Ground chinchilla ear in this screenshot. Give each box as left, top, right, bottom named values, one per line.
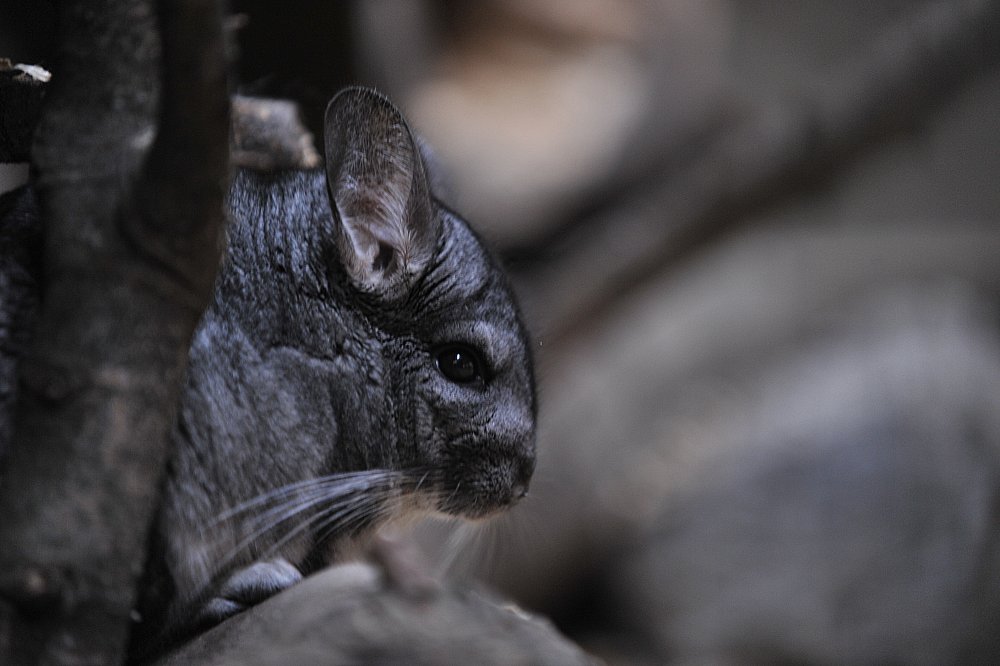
left=323, top=87, right=440, bottom=297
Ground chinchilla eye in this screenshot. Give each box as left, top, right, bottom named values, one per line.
left=435, top=345, right=485, bottom=385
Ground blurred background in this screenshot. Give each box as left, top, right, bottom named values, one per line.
left=5, top=1, right=1000, bottom=663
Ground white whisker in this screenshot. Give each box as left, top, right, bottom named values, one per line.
left=209, top=468, right=422, bottom=572
left=434, top=518, right=476, bottom=580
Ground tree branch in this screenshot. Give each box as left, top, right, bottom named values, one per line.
left=0, top=0, right=228, bottom=664
left=0, top=61, right=48, bottom=163
left=133, top=0, right=231, bottom=297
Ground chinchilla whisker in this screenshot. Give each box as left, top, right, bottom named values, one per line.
left=229, top=488, right=338, bottom=546
left=214, top=486, right=358, bottom=556
left=414, top=470, right=430, bottom=495
left=215, top=470, right=404, bottom=566
left=211, top=478, right=325, bottom=523
left=311, top=492, right=412, bottom=549
left=238, top=471, right=396, bottom=531
left=214, top=470, right=395, bottom=523
left=307, top=502, right=382, bottom=551
left=436, top=519, right=484, bottom=579
left=230, top=470, right=401, bottom=524
left=446, top=481, right=462, bottom=506
left=480, top=518, right=507, bottom=577
left=312, top=487, right=404, bottom=541
left=290, top=484, right=393, bottom=542
left=258, top=500, right=370, bottom=562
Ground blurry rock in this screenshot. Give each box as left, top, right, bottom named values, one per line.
left=358, top=0, right=732, bottom=248
left=611, top=283, right=1000, bottom=664
left=155, top=562, right=597, bottom=666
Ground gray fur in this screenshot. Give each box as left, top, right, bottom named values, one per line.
left=145, top=88, right=536, bottom=643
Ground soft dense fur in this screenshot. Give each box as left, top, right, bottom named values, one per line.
left=140, top=88, right=536, bottom=645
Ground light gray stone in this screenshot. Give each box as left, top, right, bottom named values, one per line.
left=156, top=563, right=598, bottom=666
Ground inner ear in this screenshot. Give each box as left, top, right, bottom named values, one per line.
left=373, top=242, right=393, bottom=272
left=323, top=87, right=440, bottom=295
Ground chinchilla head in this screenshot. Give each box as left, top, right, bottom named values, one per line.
left=186, top=87, right=536, bottom=555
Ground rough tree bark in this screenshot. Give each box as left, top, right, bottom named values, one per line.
left=0, top=61, right=47, bottom=164
left=0, top=0, right=229, bottom=664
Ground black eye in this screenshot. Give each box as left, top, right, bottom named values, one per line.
left=435, top=345, right=486, bottom=385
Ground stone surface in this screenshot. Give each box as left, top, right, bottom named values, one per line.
left=156, top=563, right=597, bottom=666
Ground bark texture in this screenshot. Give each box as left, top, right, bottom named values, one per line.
left=0, top=1, right=229, bottom=664
left=0, top=61, right=47, bottom=164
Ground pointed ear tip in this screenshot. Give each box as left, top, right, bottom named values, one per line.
left=325, top=86, right=399, bottom=124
